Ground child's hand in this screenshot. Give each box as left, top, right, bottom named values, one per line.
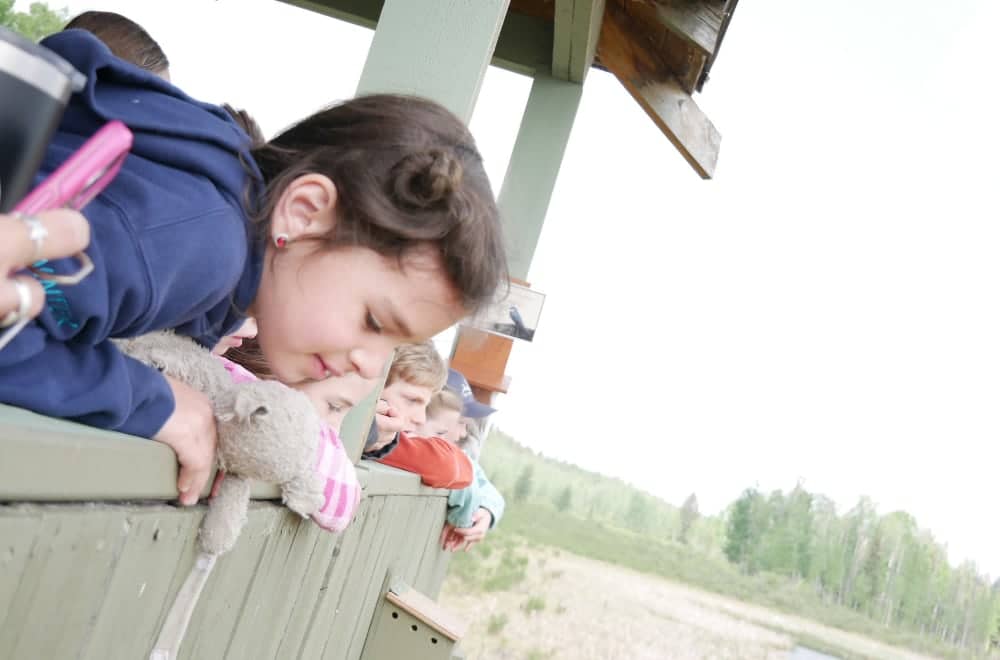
left=440, top=508, right=492, bottom=552
left=154, top=374, right=218, bottom=506
left=371, top=398, right=405, bottom=450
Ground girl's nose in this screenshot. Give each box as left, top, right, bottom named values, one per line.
left=349, top=345, right=392, bottom=380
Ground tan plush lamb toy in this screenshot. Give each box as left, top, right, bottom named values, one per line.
left=116, top=330, right=325, bottom=551
left=114, top=331, right=326, bottom=659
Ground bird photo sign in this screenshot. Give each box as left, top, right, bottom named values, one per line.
left=463, top=282, right=545, bottom=342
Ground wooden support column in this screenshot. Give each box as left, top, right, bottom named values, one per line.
left=452, top=74, right=582, bottom=412
left=500, top=73, right=583, bottom=281
left=553, top=0, right=606, bottom=83
left=356, top=0, right=512, bottom=122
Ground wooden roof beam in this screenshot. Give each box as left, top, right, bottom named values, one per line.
left=278, top=0, right=553, bottom=77
left=654, top=0, right=725, bottom=58
left=552, top=0, right=606, bottom=82
left=596, top=3, right=721, bottom=178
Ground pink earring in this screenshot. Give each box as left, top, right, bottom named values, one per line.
left=273, top=233, right=289, bottom=248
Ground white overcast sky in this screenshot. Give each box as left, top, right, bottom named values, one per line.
left=31, top=0, right=1000, bottom=577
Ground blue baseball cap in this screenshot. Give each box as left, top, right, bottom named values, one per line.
left=446, top=369, right=496, bottom=419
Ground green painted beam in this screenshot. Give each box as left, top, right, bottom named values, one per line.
left=493, top=9, right=553, bottom=76
left=553, top=0, right=606, bottom=83
left=552, top=0, right=575, bottom=79
left=356, top=0, right=512, bottom=122
left=341, top=356, right=390, bottom=463
left=498, top=74, right=583, bottom=281
left=278, top=0, right=381, bottom=28
left=570, top=0, right=606, bottom=83
left=278, top=0, right=552, bottom=78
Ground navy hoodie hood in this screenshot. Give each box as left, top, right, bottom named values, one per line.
left=0, top=30, right=265, bottom=438
left=48, top=29, right=258, bottom=204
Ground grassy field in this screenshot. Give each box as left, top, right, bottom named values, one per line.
left=467, top=432, right=997, bottom=659
left=440, top=533, right=943, bottom=659
left=440, top=498, right=993, bottom=659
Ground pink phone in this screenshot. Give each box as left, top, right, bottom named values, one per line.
left=16, top=120, right=133, bottom=217
left=0, top=121, right=133, bottom=350
left=16, top=120, right=132, bottom=286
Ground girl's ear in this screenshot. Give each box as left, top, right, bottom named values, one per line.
left=270, top=174, right=339, bottom=241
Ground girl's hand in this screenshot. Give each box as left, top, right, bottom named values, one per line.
left=0, top=209, right=90, bottom=321
left=441, top=508, right=493, bottom=552
left=154, top=374, right=218, bottom=506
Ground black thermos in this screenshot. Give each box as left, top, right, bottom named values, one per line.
left=0, top=27, right=84, bottom=212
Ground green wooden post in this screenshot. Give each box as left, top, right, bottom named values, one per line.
left=356, top=0, right=512, bottom=122
left=499, top=73, right=583, bottom=280
left=340, top=356, right=391, bottom=462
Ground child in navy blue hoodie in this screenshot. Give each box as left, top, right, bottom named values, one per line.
left=0, top=30, right=507, bottom=505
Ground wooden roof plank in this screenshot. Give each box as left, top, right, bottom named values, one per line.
left=597, top=3, right=720, bottom=178
left=655, top=1, right=721, bottom=57
left=632, top=76, right=720, bottom=178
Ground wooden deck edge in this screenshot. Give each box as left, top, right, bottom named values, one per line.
left=0, top=405, right=447, bottom=503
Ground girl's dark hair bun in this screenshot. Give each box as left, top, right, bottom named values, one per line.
left=390, top=149, right=464, bottom=210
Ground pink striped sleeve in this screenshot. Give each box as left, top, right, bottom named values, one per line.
left=215, top=356, right=260, bottom=384
left=311, top=423, right=361, bottom=533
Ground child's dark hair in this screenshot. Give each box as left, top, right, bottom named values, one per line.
left=226, top=337, right=272, bottom=379
left=222, top=104, right=266, bottom=147
left=64, top=11, right=170, bottom=75
left=251, top=94, right=507, bottom=313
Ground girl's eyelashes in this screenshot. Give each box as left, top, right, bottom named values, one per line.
left=365, top=311, right=383, bottom=334
left=327, top=401, right=343, bottom=413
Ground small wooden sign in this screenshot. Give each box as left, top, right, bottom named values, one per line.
left=463, top=282, right=545, bottom=343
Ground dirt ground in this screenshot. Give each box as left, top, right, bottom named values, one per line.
left=439, top=545, right=940, bottom=660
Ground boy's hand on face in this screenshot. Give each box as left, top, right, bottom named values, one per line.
left=370, top=398, right=406, bottom=450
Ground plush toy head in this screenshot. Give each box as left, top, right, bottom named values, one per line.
left=215, top=381, right=325, bottom=516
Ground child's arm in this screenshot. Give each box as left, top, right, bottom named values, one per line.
left=374, top=432, right=474, bottom=489
left=445, top=462, right=504, bottom=528
left=311, top=423, right=361, bottom=532
left=156, top=374, right=218, bottom=506
left=0, top=326, right=177, bottom=437
left=0, top=327, right=218, bottom=505
left=475, top=464, right=505, bottom=528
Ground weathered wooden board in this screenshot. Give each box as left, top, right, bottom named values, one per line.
left=0, top=485, right=451, bottom=660
left=655, top=0, right=724, bottom=56
left=83, top=510, right=202, bottom=660
left=598, top=3, right=721, bottom=178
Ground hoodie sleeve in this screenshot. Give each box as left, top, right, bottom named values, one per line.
left=474, top=463, right=506, bottom=528
left=447, top=461, right=505, bottom=529
left=0, top=322, right=174, bottom=437
left=375, top=433, right=474, bottom=489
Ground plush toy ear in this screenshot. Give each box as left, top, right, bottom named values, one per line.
left=233, top=389, right=270, bottom=421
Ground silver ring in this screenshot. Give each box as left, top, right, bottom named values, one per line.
left=0, top=278, right=33, bottom=328
left=13, top=213, right=49, bottom=263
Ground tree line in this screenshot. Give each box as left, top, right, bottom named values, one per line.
left=724, top=486, right=1000, bottom=653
